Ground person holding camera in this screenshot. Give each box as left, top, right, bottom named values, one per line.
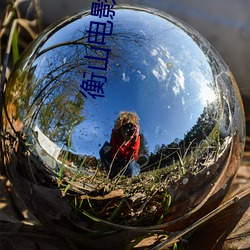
left=100, top=111, right=141, bottom=178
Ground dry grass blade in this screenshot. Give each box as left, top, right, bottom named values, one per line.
left=0, top=0, right=42, bottom=75
left=16, top=19, right=38, bottom=39
left=152, top=188, right=250, bottom=250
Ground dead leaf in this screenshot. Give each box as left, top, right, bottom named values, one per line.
left=81, top=189, right=125, bottom=201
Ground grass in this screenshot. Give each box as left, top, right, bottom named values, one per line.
left=55, top=161, right=173, bottom=227
left=50, top=117, right=227, bottom=228
left=51, top=117, right=234, bottom=231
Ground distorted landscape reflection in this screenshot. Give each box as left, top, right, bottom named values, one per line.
left=2, top=5, right=245, bottom=232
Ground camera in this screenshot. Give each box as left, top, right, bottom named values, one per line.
left=123, top=123, right=135, bottom=137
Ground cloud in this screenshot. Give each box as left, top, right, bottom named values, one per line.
left=150, top=48, right=158, bottom=56
left=122, top=72, right=130, bottom=82
left=182, top=96, right=185, bottom=105
left=137, top=70, right=146, bottom=80
left=152, top=57, right=169, bottom=82
left=172, top=69, right=185, bottom=95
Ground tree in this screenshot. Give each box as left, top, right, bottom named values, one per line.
left=38, top=92, right=85, bottom=143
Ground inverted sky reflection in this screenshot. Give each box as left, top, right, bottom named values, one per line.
left=69, top=9, right=216, bottom=156
left=30, top=8, right=218, bottom=157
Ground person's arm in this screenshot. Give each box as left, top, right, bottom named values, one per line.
left=123, top=125, right=140, bottom=159
left=110, top=130, right=122, bottom=157
left=133, top=135, right=140, bottom=159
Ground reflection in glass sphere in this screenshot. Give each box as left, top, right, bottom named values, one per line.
left=2, top=5, right=245, bottom=248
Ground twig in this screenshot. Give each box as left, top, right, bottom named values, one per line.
left=0, top=19, right=18, bottom=128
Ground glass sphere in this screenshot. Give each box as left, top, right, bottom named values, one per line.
left=2, top=5, right=245, bottom=248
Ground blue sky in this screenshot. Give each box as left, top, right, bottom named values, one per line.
left=32, top=8, right=218, bottom=158
left=69, top=10, right=217, bottom=157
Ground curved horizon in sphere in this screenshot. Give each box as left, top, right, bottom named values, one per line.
left=2, top=5, right=245, bottom=248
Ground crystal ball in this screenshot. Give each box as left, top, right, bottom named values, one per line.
left=2, top=5, right=245, bottom=248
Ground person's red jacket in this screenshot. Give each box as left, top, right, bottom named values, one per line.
left=110, top=129, right=140, bottom=161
